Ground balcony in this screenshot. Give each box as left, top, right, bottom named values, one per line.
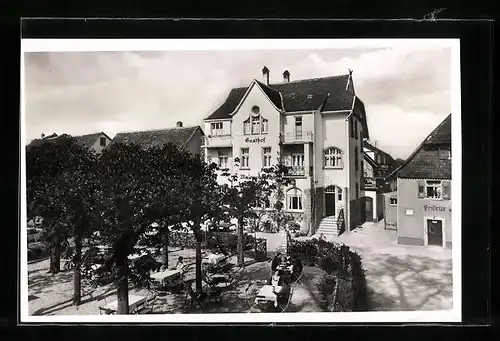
left=363, top=177, right=385, bottom=190
left=284, top=165, right=306, bottom=177
left=281, top=131, right=314, bottom=144
left=202, top=135, right=232, bottom=147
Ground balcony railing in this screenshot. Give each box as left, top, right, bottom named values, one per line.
left=284, top=165, right=305, bottom=176
left=363, top=177, right=386, bottom=190
left=281, top=131, right=314, bottom=144
left=202, top=134, right=232, bottom=147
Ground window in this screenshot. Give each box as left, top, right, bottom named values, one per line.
left=286, top=187, right=303, bottom=211
left=295, top=117, right=303, bottom=138
left=324, top=147, right=343, bottom=168
left=210, top=122, right=223, bottom=136
left=243, top=118, right=251, bottom=135
left=418, top=180, right=451, bottom=200
left=355, top=147, right=359, bottom=171
left=356, top=182, right=359, bottom=198
left=218, top=151, right=229, bottom=169
left=438, top=147, right=451, bottom=160
left=292, top=153, right=304, bottom=166
left=390, top=198, right=398, bottom=205
left=337, top=190, right=342, bottom=201
left=100, top=137, right=107, bottom=147
left=241, top=148, right=249, bottom=168
left=245, top=113, right=268, bottom=135
left=252, top=116, right=260, bottom=134
left=350, top=117, right=354, bottom=137
left=262, top=147, right=272, bottom=168
left=354, top=119, right=358, bottom=139
left=261, top=118, right=268, bottom=134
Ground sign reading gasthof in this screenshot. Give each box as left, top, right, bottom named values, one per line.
left=245, top=137, right=266, bottom=144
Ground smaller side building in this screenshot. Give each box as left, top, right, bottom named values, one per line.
left=73, top=132, right=112, bottom=155
left=111, top=121, right=204, bottom=156
left=362, top=141, right=396, bottom=222
left=386, top=114, right=452, bottom=248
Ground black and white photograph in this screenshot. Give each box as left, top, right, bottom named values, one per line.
left=20, top=39, right=461, bottom=323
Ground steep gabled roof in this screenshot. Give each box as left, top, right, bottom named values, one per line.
left=73, top=132, right=111, bottom=149
left=111, top=126, right=203, bottom=150
left=205, top=74, right=353, bottom=120
left=386, top=114, right=452, bottom=180
left=363, top=152, right=379, bottom=170
left=364, top=141, right=394, bottom=160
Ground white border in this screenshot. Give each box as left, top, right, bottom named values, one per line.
left=20, top=39, right=461, bottom=324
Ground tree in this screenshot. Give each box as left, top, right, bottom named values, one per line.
left=220, top=169, right=276, bottom=267
left=26, top=134, right=98, bottom=282
left=175, top=157, right=223, bottom=293
left=89, top=142, right=162, bottom=314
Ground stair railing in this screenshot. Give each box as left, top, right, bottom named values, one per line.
left=337, top=209, right=345, bottom=235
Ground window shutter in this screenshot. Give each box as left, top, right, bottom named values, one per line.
left=442, top=180, right=451, bottom=200
left=417, top=180, right=425, bottom=198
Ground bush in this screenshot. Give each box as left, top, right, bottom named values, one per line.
left=290, top=238, right=368, bottom=311
left=317, top=273, right=336, bottom=310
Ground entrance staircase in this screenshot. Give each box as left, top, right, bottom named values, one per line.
left=316, top=216, right=340, bottom=237
left=315, top=209, right=346, bottom=238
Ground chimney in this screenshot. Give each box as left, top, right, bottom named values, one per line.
left=283, top=70, right=290, bottom=83
left=262, top=66, right=270, bottom=85
left=41, top=133, right=45, bottom=138
left=374, top=140, right=378, bottom=148
left=176, top=121, right=183, bottom=128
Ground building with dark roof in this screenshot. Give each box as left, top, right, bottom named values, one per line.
left=203, top=67, right=369, bottom=236
left=111, top=121, right=204, bottom=156
left=27, top=132, right=111, bottom=155
left=73, top=132, right=112, bottom=155
left=386, top=114, right=452, bottom=248
left=362, top=141, right=397, bottom=223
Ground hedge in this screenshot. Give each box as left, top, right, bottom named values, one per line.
left=289, top=238, right=368, bottom=311
left=168, top=231, right=264, bottom=255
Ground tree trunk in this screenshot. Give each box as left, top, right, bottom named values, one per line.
left=237, top=217, right=245, bottom=267
left=73, top=235, right=82, bottom=305
left=49, top=235, right=61, bottom=274
left=117, top=257, right=129, bottom=315
left=161, top=230, right=169, bottom=268
left=195, top=239, right=202, bottom=294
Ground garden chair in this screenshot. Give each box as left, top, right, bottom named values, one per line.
left=132, top=291, right=158, bottom=314
left=292, top=270, right=305, bottom=286
left=202, top=270, right=233, bottom=290
left=183, top=281, right=221, bottom=313
left=278, top=287, right=294, bottom=313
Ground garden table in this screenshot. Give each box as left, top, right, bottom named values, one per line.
left=202, top=253, right=226, bottom=265
left=101, top=295, right=147, bottom=314
left=255, top=285, right=282, bottom=304
left=150, top=269, right=181, bottom=283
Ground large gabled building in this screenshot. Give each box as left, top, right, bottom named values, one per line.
left=386, top=114, right=452, bottom=248
left=203, top=67, right=369, bottom=236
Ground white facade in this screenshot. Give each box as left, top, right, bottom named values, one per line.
left=203, top=79, right=367, bottom=235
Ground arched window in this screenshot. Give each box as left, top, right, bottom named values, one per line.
left=286, top=187, right=303, bottom=211
left=324, top=147, right=343, bottom=168
left=244, top=109, right=268, bottom=135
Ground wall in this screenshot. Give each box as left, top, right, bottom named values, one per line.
left=90, top=134, right=111, bottom=155
left=283, top=112, right=314, bottom=139
left=204, top=120, right=232, bottom=137
left=384, top=191, right=397, bottom=229
left=315, top=113, right=348, bottom=189
left=185, top=128, right=204, bottom=156
left=397, top=178, right=452, bottom=248
left=232, top=82, right=281, bottom=178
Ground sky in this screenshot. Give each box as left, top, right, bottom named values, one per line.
left=24, top=46, right=452, bottom=159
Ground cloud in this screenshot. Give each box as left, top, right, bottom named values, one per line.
left=24, top=47, right=452, bottom=159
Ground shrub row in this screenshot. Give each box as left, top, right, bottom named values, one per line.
left=289, top=238, right=368, bottom=312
